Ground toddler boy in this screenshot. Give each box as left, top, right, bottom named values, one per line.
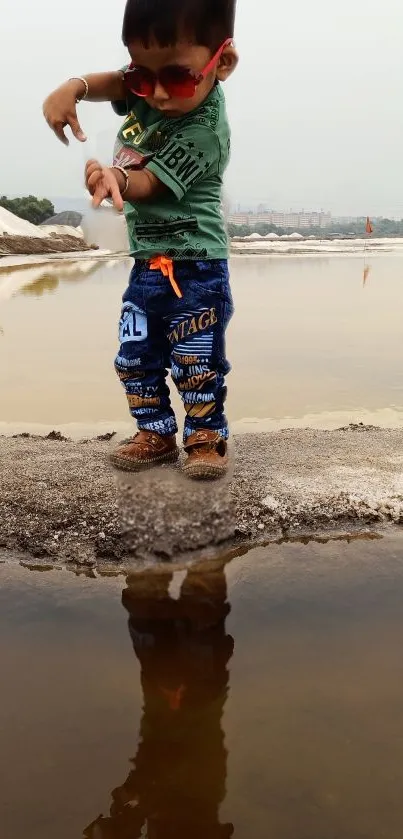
left=43, top=0, right=238, bottom=479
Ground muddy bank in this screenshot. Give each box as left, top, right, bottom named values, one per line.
left=0, top=234, right=94, bottom=256
left=1, top=426, right=402, bottom=570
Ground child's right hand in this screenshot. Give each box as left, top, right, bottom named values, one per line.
left=43, top=80, right=87, bottom=145
left=85, top=160, right=124, bottom=212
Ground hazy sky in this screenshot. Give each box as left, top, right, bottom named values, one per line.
left=2, top=0, right=403, bottom=216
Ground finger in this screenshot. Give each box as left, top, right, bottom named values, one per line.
left=107, top=172, right=124, bottom=212
left=68, top=113, right=87, bottom=142
left=85, top=160, right=102, bottom=178
left=87, top=170, right=104, bottom=192
left=52, top=121, right=69, bottom=146
left=92, top=184, right=108, bottom=209
left=85, top=181, right=96, bottom=197
left=85, top=161, right=101, bottom=188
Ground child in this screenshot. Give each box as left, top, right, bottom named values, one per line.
left=43, top=0, right=238, bottom=480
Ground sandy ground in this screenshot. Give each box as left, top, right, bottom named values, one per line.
left=0, top=234, right=95, bottom=256
left=1, top=425, right=402, bottom=571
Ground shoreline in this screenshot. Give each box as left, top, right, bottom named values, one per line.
left=1, top=427, right=402, bottom=572
left=0, top=250, right=129, bottom=271
left=1, top=407, right=403, bottom=440
left=2, top=237, right=403, bottom=271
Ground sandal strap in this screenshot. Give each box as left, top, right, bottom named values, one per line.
left=122, top=431, right=174, bottom=453
left=184, top=430, right=222, bottom=451
left=137, top=432, right=169, bottom=451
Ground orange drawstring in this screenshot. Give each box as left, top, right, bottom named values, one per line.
left=149, top=256, right=183, bottom=298
left=160, top=684, right=186, bottom=711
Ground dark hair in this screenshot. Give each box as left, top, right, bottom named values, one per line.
left=122, top=0, right=236, bottom=50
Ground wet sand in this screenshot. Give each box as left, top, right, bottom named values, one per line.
left=1, top=425, right=402, bottom=569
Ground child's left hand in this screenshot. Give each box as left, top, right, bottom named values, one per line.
left=85, top=159, right=124, bottom=211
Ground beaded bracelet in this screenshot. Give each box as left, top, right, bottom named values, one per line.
left=69, top=77, right=89, bottom=103
left=111, top=166, right=130, bottom=197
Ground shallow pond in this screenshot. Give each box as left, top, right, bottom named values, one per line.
left=2, top=532, right=403, bottom=838
left=1, top=252, right=403, bottom=436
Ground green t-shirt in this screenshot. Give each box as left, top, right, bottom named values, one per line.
left=112, top=84, right=230, bottom=259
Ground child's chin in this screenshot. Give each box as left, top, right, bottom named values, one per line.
left=149, top=106, right=184, bottom=118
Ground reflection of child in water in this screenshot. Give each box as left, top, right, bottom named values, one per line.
left=83, top=567, right=234, bottom=839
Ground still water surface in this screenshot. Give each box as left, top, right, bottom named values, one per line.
left=1, top=252, right=403, bottom=436
left=2, top=533, right=403, bottom=838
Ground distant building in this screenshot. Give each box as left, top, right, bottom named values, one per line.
left=228, top=209, right=332, bottom=229
left=228, top=212, right=250, bottom=225
left=333, top=216, right=364, bottom=225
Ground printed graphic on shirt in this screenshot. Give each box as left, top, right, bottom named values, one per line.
left=115, top=111, right=215, bottom=193
left=152, top=134, right=210, bottom=191
left=113, top=141, right=155, bottom=170
left=134, top=215, right=198, bottom=239
left=121, top=112, right=167, bottom=149
left=111, top=85, right=230, bottom=259
left=113, top=113, right=164, bottom=170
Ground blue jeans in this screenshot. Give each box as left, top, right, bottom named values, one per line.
left=115, top=259, right=234, bottom=440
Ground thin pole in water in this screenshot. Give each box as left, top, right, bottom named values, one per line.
left=363, top=216, right=373, bottom=286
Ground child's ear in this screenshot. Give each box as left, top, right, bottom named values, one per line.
left=216, top=46, right=239, bottom=82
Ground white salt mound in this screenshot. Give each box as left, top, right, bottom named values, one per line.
left=41, top=224, right=84, bottom=239
left=0, top=207, right=84, bottom=240
left=0, top=206, right=48, bottom=238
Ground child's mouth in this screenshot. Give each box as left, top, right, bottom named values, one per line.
left=152, top=104, right=182, bottom=117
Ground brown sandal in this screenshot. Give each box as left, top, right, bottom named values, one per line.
left=109, top=431, right=179, bottom=472
left=183, top=430, right=228, bottom=480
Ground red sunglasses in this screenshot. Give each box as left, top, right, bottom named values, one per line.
left=123, top=38, right=233, bottom=100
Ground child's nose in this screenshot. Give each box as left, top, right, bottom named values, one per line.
left=153, top=79, right=170, bottom=101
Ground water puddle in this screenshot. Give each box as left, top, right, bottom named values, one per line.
left=2, top=532, right=403, bottom=837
